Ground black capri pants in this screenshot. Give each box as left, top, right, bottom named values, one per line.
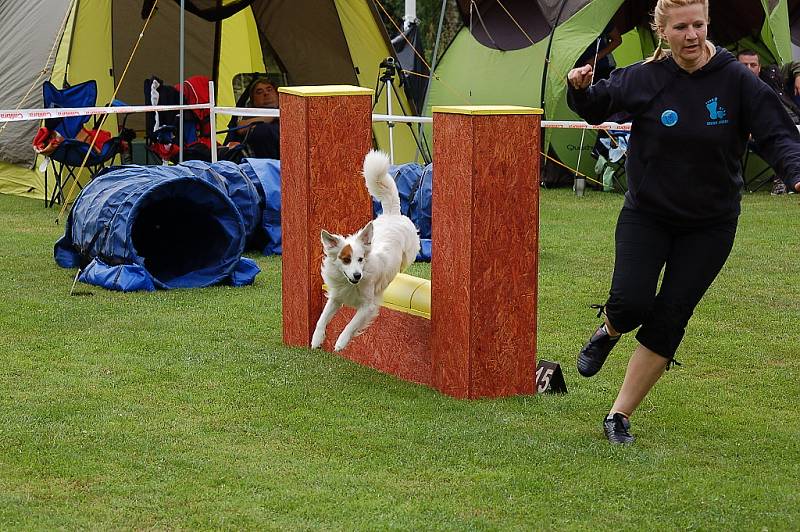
left=604, top=207, right=738, bottom=359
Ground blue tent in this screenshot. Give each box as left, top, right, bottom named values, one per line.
left=55, top=164, right=260, bottom=291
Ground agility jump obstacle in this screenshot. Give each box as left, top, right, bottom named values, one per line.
left=279, top=85, right=541, bottom=399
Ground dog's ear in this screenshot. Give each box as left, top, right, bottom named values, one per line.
left=358, top=222, right=373, bottom=247
left=321, top=230, right=342, bottom=252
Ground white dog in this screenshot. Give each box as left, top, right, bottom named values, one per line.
left=311, top=150, right=420, bottom=352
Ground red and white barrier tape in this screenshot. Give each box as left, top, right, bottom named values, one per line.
left=0, top=104, right=631, bottom=131
left=0, top=103, right=209, bottom=123
left=542, top=120, right=631, bottom=131
left=372, top=115, right=631, bottom=131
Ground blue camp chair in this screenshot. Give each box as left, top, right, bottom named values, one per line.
left=144, top=75, right=215, bottom=164
left=41, top=80, right=125, bottom=207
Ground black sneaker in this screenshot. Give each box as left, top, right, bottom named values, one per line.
left=603, top=413, right=635, bottom=445
left=577, top=325, right=621, bottom=377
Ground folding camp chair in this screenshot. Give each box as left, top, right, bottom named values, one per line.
left=592, top=128, right=629, bottom=192
left=144, top=75, right=214, bottom=164
left=37, top=80, right=126, bottom=207
left=741, top=141, right=776, bottom=192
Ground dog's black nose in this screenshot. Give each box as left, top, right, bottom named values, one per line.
left=353, top=272, right=362, bottom=281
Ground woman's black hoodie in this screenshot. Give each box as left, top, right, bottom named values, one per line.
left=568, top=46, right=800, bottom=225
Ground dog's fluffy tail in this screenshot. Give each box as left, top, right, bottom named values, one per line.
left=363, top=150, right=401, bottom=216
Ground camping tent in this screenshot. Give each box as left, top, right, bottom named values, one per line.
left=424, top=0, right=794, bottom=179
left=0, top=0, right=423, bottom=202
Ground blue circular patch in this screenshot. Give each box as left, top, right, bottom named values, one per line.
left=661, top=109, right=678, bottom=127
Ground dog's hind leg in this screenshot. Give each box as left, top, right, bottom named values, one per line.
left=334, top=303, right=379, bottom=352
left=311, top=298, right=341, bottom=349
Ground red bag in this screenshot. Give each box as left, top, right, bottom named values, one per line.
left=150, top=142, right=180, bottom=161
left=76, top=128, right=112, bottom=152
left=32, top=127, right=64, bottom=155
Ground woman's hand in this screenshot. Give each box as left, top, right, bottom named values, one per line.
left=568, top=65, right=594, bottom=90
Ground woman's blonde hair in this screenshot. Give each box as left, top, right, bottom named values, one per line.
left=645, top=0, right=712, bottom=63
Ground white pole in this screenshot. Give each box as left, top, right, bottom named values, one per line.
left=386, top=80, right=395, bottom=164
left=404, top=0, right=417, bottom=31
left=209, top=80, right=217, bottom=163
left=179, top=0, right=185, bottom=163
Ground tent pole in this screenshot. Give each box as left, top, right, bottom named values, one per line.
left=540, top=0, right=570, bottom=111
left=179, top=0, right=185, bottom=163
left=386, top=77, right=395, bottom=164
left=209, top=80, right=217, bottom=163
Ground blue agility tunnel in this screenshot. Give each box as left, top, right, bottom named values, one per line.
left=239, top=158, right=282, bottom=255
left=55, top=164, right=259, bottom=291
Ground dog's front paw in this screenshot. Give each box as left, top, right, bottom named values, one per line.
left=311, top=328, right=326, bottom=349
left=333, top=333, right=351, bottom=352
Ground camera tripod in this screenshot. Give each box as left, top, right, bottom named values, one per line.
left=373, top=57, right=432, bottom=165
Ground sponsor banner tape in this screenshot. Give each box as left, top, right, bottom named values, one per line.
left=0, top=103, right=210, bottom=123
left=1, top=104, right=631, bottom=131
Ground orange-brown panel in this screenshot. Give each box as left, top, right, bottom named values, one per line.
left=281, top=94, right=311, bottom=346
left=430, top=111, right=541, bottom=398
left=280, top=93, right=373, bottom=347
left=323, top=307, right=432, bottom=386
left=469, top=114, right=539, bottom=398
left=430, top=112, right=474, bottom=399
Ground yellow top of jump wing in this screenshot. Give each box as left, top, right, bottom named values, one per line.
left=278, top=85, right=374, bottom=97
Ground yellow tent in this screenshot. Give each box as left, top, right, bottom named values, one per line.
left=0, top=0, right=423, bottom=202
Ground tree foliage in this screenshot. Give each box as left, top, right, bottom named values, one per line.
left=374, top=0, right=463, bottom=65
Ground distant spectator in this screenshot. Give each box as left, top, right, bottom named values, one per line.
left=224, top=77, right=280, bottom=160
left=737, top=49, right=800, bottom=101
left=738, top=51, right=800, bottom=195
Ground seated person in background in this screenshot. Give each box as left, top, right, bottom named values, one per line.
left=761, top=64, right=800, bottom=123
left=760, top=64, right=800, bottom=195
left=224, top=77, right=280, bottom=160
left=738, top=50, right=800, bottom=195
left=737, top=49, right=800, bottom=101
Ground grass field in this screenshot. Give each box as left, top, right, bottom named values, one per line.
left=0, top=190, right=798, bottom=530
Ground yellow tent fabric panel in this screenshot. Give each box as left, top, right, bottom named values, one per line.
left=0, top=162, right=45, bottom=200
left=56, top=0, right=117, bottom=202
left=334, top=1, right=422, bottom=164
left=66, top=0, right=118, bottom=133
left=51, top=0, right=77, bottom=90
left=217, top=7, right=267, bottom=141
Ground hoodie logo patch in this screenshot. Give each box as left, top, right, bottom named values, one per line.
left=661, top=109, right=678, bottom=127
left=705, top=97, right=729, bottom=125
